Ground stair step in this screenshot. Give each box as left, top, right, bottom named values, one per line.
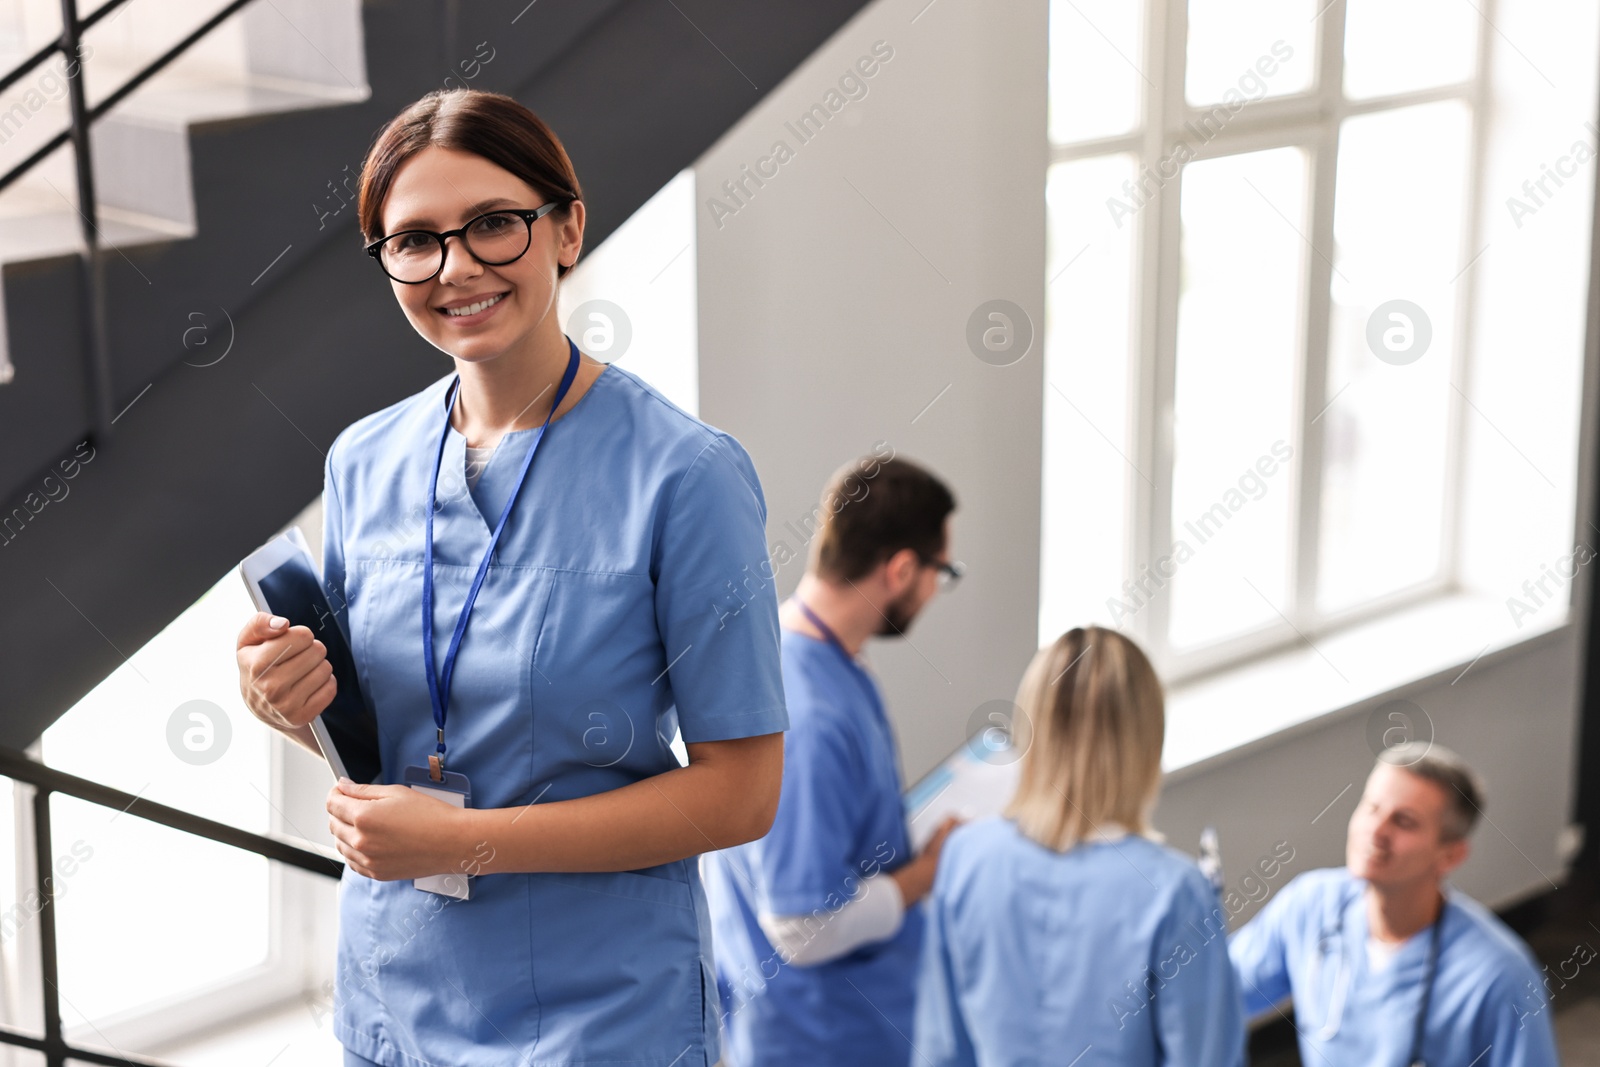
left=99, top=73, right=367, bottom=127
left=3, top=199, right=183, bottom=254
left=0, top=37, right=368, bottom=232
left=0, top=204, right=186, bottom=263
left=0, top=58, right=366, bottom=273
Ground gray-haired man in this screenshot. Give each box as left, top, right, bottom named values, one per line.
left=1229, top=743, right=1559, bottom=1066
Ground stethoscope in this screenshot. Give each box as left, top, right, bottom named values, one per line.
left=1311, top=885, right=1444, bottom=1067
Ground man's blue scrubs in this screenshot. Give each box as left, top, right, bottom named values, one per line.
left=705, top=628, right=921, bottom=1067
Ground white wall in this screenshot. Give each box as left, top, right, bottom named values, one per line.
left=559, top=169, right=699, bottom=414
left=694, top=0, right=1591, bottom=916
left=695, top=0, right=1049, bottom=782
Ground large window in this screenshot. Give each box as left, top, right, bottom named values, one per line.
left=1042, top=0, right=1599, bottom=682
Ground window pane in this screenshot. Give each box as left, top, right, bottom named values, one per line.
left=1319, top=102, right=1468, bottom=613
left=41, top=567, right=276, bottom=1020
left=1168, top=147, right=1306, bottom=651
left=1041, top=155, right=1136, bottom=642
left=559, top=169, right=697, bottom=414
left=55, top=797, right=270, bottom=1029
left=1344, top=0, right=1477, bottom=99
left=41, top=570, right=273, bottom=827
left=1049, top=0, right=1144, bottom=144
left=0, top=779, right=29, bottom=1035
left=1185, top=0, right=1314, bottom=107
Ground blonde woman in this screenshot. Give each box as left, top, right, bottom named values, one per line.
left=913, top=627, right=1245, bottom=1066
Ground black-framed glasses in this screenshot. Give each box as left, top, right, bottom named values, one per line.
left=364, top=199, right=573, bottom=284
left=922, top=557, right=965, bottom=591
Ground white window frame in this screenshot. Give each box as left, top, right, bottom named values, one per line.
left=1049, top=0, right=1494, bottom=683
left=0, top=734, right=333, bottom=1056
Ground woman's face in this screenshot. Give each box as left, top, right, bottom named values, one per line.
left=377, top=144, right=584, bottom=365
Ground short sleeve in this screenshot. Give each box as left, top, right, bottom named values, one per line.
left=753, top=718, right=871, bottom=916
left=1153, top=871, right=1246, bottom=1067
left=653, top=434, right=788, bottom=743
left=1227, top=873, right=1301, bottom=1018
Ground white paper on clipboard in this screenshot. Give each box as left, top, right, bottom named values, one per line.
left=903, top=736, right=1023, bottom=852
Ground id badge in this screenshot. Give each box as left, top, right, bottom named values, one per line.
left=402, top=765, right=473, bottom=900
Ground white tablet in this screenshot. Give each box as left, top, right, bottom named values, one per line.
left=239, top=527, right=382, bottom=784
left=902, top=733, right=1022, bottom=851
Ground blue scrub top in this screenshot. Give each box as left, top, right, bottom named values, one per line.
left=913, top=816, right=1246, bottom=1067
left=704, top=629, right=922, bottom=1067
left=321, top=359, right=789, bottom=1067
left=1229, top=867, right=1559, bottom=1066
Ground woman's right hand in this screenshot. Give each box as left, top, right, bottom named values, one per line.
left=236, top=612, right=337, bottom=732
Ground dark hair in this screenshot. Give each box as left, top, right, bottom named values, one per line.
left=357, top=89, right=583, bottom=278
left=811, top=455, right=956, bottom=583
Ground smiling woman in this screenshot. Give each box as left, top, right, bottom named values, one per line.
left=351, top=95, right=598, bottom=448
left=232, top=89, right=788, bottom=1067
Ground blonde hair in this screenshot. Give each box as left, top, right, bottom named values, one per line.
left=1003, top=627, right=1166, bottom=852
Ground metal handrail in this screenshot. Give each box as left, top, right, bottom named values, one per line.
left=0, top=744, right=342, bottom=1067
left=0, top=0, right=257, bottom=197
left=0, top=0, right=128, bottom=97
left=0, top=747, right=343, bottom=876
left=0, top=0, right=258, bottom=439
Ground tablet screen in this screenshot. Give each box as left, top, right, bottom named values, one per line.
left=902, top=734, right=1022, bottom=851
left=257, top=556, right=382, bottom=785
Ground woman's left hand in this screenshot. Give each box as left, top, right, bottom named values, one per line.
left=326, top=778, right=477, bottom=881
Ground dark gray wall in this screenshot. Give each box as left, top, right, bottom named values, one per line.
left=0, top=0, right=871, bottom=749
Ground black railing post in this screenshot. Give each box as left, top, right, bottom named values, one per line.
left=31, top=785, right=64, bottom=1067
left=57, top=0, right=115, bottom=441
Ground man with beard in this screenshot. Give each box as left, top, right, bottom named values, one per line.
left=1229, top=743, right=1558, bottom=1066
left=705, top=454, right=963, bottom=1067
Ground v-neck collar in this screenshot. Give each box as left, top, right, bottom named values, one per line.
left=1344, top=882, right=1452, bottom=986
left=435, top=362, right=611, bottom=535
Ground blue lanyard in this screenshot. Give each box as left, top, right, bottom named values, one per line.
left=793, top=598, right=890, bottom=723
left=422, top=338, right=580, bottom=774
left=794, top=599, right=852, bottom=661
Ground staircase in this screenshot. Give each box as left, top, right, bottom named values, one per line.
left=0, top=0, right=873, bottom=749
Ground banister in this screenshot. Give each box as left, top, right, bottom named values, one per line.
left=0, top=742, right=340, bottom=1067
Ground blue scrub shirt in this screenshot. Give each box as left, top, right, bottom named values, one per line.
left=704, top=630, right=922, bottom=1067
left=321, top=361, right=789, bottom=1067
left=913, top=816, right=1246, bottom=1067
left=1229, top=867, right=1559, bottom=1066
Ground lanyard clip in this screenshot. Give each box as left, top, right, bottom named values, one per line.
left=429, top=728, right=446, bottom=781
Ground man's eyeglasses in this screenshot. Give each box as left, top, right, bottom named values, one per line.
left=922, top=557, right=965, bottom=591
left=364, top=199, right=574, bottom=284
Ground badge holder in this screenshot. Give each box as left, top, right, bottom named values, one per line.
left=402, top=763, right=473, bottom=900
